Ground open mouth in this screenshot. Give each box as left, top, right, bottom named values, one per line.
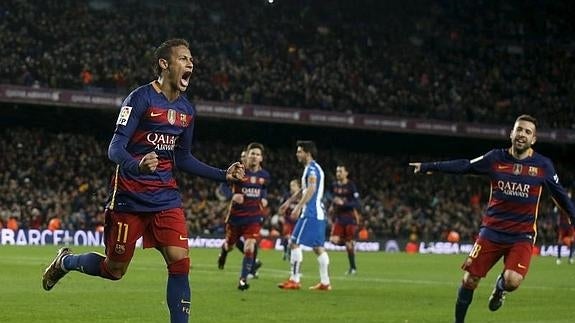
left=515, top=138, right=526, bottom=145
left=180, top=71, right=192, bottom=87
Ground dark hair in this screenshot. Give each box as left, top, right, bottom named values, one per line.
left=153, top=38, right=190, bottom=77
left=296, top=140, right=317, bottom=158
left=246, top=142, right=265, bottom=155
left=515, top=114, right=537, bottom=128
left=335, top=161, right=347, bottom=169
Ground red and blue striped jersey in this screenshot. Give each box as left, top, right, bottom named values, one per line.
left=107, top=82, right=226, bottom=212
left=227, top=168, right=270, bottom=225
left=329, top=180, right=361, bottom=225
left=421, top=148, right=575, bottom=243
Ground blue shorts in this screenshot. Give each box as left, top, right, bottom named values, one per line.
left=291, top=217, right=326, bottom=248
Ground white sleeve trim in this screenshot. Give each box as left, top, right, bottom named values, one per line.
left=470, top=155, right=484, bottom=164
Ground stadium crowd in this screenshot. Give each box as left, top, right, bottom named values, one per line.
left=1, top=127, right=571, bottom=245
left=1, top=0, right=574, bottom=128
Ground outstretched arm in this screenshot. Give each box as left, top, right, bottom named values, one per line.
left=410, top=151, right=494, bottom=175
left=175, top=122, right=244, bottom=182
left=410, top=159, right=473, bottom=174
left=409, top=162, right=423, bottom=174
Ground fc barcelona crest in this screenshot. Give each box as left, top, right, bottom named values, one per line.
left=167, top=109, right=177, bottom=125
left=250, top=176, right=257, bottom=184
left=115, top=244, right=126, bottom=255
left=528, top=166, right=538, bottom=176
left=513, top=164, right=523, bottom=175
left=180, top=113, right=188, bottom=127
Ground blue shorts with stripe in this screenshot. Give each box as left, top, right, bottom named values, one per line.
left=290, top=217, right=326, bottom=248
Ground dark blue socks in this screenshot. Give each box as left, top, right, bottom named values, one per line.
left=62, top=252, right=105, bottom=276
left=455, top=285, right=474, bottom=323
left=167, top=274, right=191, bottom=323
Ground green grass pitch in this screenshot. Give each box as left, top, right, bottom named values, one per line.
left=1, top=245, right=574, bottom=323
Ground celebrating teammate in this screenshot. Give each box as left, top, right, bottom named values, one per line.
left=410, top=114, right=575, bottom=323
left=328, top=164, right=361, bottom=275
left=218, top=142, right=270, bottom=290
left=217, top=149, right=263, bottom=278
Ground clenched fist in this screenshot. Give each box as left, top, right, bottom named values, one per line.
left=139, top=151, right=159, bottom=174
left=226, top=162, right=245, bottom=181
left=232, top=193, right=244, bottom=204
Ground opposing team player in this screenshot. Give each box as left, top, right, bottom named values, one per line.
left=278, top=140, right=331, bottom=291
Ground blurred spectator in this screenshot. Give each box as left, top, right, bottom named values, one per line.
left=358, top=226, right=370, bottom=241
left=80, top=66, right=94, bottom=91
left=7, top=215, right=19, bottom=231
left=47, top=216, right=62, bottom=231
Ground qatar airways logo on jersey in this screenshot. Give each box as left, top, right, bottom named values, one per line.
left=241, top=187, right=261, bottom=198
left=146, top=133, right=177, bottom=151
left=496, top=180, right=530, bottom=198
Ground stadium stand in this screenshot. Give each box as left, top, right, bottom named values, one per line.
left=0, top=0, right=574, bottom=127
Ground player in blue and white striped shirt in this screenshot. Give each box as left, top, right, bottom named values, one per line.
left=278, top=140, right=331, bottom=291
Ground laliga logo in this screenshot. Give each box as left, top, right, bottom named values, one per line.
left=146, top=133, right=177, bottom=150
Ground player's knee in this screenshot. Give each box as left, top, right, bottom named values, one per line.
left=462, top=275, right=480, bottom=290
left=313, top=247, right=326, bottom=256
left=504, top=272, right=523, bottom=291
left=461, top=280, right=478, bottom=290
left=107, top=272, right=124, bottom=281
left=100, top=261, right=125, bottom=281
left=330, top=236, right=341, bottom=245
left=168, top=257, right=190, bottom=275
left=243, top=238, right=257, bottom=251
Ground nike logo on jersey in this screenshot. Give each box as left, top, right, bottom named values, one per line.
left=179, top=235, right=188, bottom=241
left=150, top=112, right=163, bottom=117
left=517, top=263, right=526, bottom=269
